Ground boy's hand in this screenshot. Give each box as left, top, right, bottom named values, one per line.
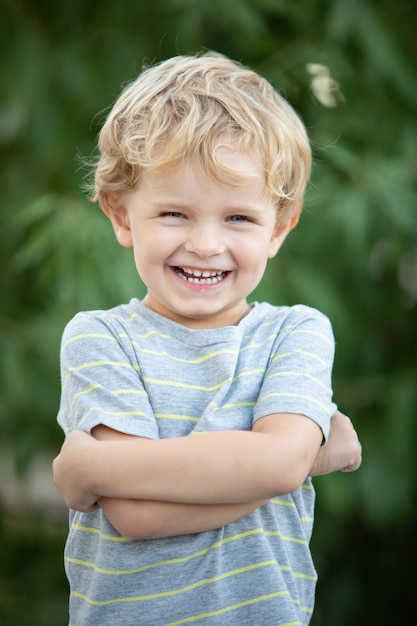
left=53, top=430, right=101, bottom=512
left=309, top=411, right=362, bottom=477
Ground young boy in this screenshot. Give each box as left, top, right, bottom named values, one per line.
left=53, top=52, right=361, bottom=625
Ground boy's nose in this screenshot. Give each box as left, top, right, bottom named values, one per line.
left=184, top=223, right=226, bottom=258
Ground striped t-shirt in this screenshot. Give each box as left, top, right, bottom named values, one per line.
left=57, top=298, right=336, bottom=626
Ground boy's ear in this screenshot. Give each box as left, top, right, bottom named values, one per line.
left=267, top=212, right=300, bottom=259
left=102, top=193, right=133, bottom=248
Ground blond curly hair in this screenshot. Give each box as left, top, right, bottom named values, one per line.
left=90, top=52, right=311, bottom=224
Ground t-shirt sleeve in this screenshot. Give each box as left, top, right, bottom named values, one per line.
left=252, top=306, right=337, bottom=440
left=57, top=312, right=159, bottom=439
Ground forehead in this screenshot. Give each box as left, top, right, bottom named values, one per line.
left=214, top=144, right=263, bottom=172
left=141, top=143, right=267, bottom=193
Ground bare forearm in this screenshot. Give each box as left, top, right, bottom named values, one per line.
left=53, top=414, right=322, bottom=511
left=88, top=415, right=321, bottom=504
left=53, top=411, right=361, bottom=514
left=101, top=497, right=267, bottom=539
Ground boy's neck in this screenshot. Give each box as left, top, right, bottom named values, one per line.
left=142, top=296, right=252, bottom=329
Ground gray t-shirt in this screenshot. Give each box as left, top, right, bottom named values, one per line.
left=58, top=299, right=336, bottom=626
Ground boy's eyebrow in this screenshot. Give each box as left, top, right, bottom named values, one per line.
left=151, top=200, right=191, bottom=210
left=151, top=200, right=267, bottom=213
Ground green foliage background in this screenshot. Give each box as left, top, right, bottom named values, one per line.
left=1, top=0, right=416, bottom=623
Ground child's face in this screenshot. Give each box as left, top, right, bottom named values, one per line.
left=107, top=146, right=295, bottom=329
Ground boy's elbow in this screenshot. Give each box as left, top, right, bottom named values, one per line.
left=267, top=448, right=315, bottom=495
left=101, top=499, right=159, bottom=540
left=269, top=470, right=307, bottom=496
left=253, top=413, right=323, bottom=495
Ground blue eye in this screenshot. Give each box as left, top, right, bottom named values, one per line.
left=229, top=215, right=248, bottom=222
left=162, top=211, right=184, bottom=218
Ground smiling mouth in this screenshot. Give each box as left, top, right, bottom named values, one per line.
left=174, top=266, right=228, bottom=284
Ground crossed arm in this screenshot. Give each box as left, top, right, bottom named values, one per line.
left=53, top=410, right=361, bottom=539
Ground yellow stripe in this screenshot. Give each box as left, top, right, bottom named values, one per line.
left=258, top=391, right=331, bottom=414
left=68, top=526, right=311, bottom=576
left=71, top=523, right=132, bottom=542
left=155, top=413, right=199, bottom=422
left=301, top=482, right=314, bottom=490
left=62, top=361, right=140, bottom=392
left=256, top=316, right=287, bottom=329
left=117, top=329, right=171, bottom=339
left=266, top=370, right=328, bottom=390
left=69, top=528, right=265, bottom=571
left=272, top=348, right=330, bottom=367
left=70, top=560, right=276, bottom=606
left=68, top=384, right=100, bottom=419
left=66, top=556, right=141, bottom=575
left=99, top=312, right=141, bottom=325
left=70, top=360, right=140, bottom=372
left=269, top=498, right=314, bottom=523
left=270, top=350, right=289, bottom=360
left=294, top=571, right=317, bottom=581
left=67, top=387, right=148, bottom=425
left=62, top=333, right=117, bottom=349
left=139, top=348, right=238, bottom=364
left=112, top=389, right=147, bottom=396
left=78, top=407, right=146, bottom=423
left=142, top=377, right=229, bottom=392
left=270, top=498, right=296, bottom=508
left=165, top=592, right=294, bottom=625
left=265, top=530, right=308, bottom=546
left=232, top=368, right=266, bottom=381
left=289, top=328, right=333, bottom=346
left=102, top=312, right=171, bottom=337
left=293, top=304, right=323, bottom=316
left=118, top=313, right=139, bottom=323
left=211, top=401, right=256, bottom=410
left=67, top=555, right=287, bottom=580
left=118, top=336, right=139, bottom=348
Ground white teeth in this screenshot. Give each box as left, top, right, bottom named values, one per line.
left=186, top=275, right=221, bottom=284
left=181, top=267, right=223, bottom=278
left=176, top=266, right=226, bottom=284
